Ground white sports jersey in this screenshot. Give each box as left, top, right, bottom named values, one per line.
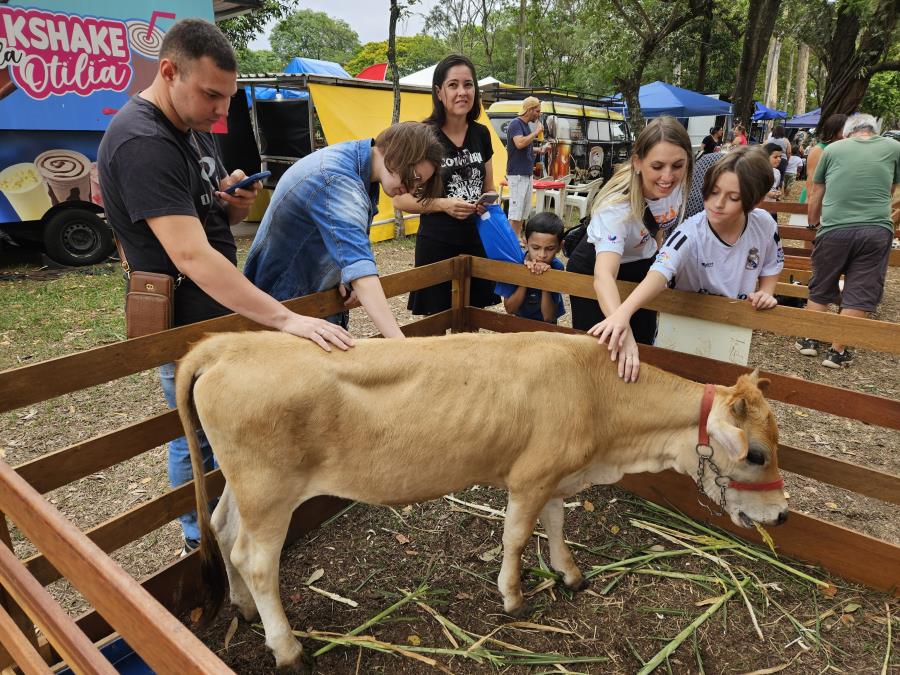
left=586, top=202, right=654, bottom=264
left=650, top=208, right=784, bottom=299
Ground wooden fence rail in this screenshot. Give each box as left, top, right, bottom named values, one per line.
left=469, top=257, right=900, bottom=354
left=0, top=254, right=897, bottom=671
left=758, top=200, right=900, bottom=266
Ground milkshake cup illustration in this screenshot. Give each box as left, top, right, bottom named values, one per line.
left=35, top=150, right=92, bottom=204
left=90, top=162, right=104, bottom=207
left=0, top=163, right=53, bottom=221
left=126, top=20, right=165, bottom=95
left=0, top=68, right=16, bottom=101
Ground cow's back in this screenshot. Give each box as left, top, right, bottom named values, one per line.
left=185, top=331, right=647, bottom=504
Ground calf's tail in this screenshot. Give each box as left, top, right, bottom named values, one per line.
left=175, top=342, right=226, bottom=626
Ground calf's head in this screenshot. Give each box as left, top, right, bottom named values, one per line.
left=695, top=372, right=789, bottom=528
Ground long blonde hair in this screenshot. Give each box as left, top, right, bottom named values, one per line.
left=592, top=117, right=693, bottom=225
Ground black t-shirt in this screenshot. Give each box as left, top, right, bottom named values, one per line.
left=700, top=135, right=719, bottom=155
left=418, top=121, right=494, bottom=245
left=97, top=95, right=236, bottom=326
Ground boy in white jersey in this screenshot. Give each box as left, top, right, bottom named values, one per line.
left=588, top=146, right=783, bottom=379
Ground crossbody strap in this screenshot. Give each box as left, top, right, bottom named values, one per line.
left=113, top=232, right=184, bottom=288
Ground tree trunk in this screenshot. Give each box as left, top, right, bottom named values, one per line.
left=764, top=37, right=782, bottom=109
left=695, top=5, right=713, bottom=91
left=479, top=0, right=494, bottom=72
left=781, top=44, right=794, bottom=112
left=516, top=0, right=526, bottom=86
left=762, top=36, right=776, bottom=105
left=818, top=0, right=899, bottom=134
left=732, top=0, right=782, bottom=128
left=388, top=0, right=404, bottom=236
left=388, top=0, right=401, bottom=124
left=794, top=42, right=809, bottom=115
left=617, top=75, right=644, bottom=135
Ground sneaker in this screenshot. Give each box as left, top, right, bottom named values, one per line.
left=795, top=338, right=821, bottom=356
left=180, top=538, right=199, bottom=558
left=822, top=348, right=853, bottom=369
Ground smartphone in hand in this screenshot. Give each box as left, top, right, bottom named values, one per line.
left=476, top=191, right=499, bottom=206
left=222, top=171, right=271, bottom=195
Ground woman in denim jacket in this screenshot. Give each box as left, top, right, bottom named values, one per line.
left=245, top=122, right=443, bottom=337
left=395, top=54, right=500, bottom=315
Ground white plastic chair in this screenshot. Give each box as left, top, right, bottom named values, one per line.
left=541, top=174, right=573, bottom=218
left=564, top=177, right=604, bottom=222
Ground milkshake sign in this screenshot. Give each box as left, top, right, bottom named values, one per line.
left=0, top=7, right=132, bottom=100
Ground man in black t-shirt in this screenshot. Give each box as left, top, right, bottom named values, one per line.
left=98, top=19, right=353, bottom=553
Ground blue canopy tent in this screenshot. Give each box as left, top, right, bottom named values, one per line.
left=244, top=58, right=352, bottom=104
left=785, top=108, right=821, bottom=128
left=614, top=81, right=732, bottom=117
left=752, top=101, right=788, bottom=121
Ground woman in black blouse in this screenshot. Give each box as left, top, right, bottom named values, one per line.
left=394, top=54, right=499, bottom=315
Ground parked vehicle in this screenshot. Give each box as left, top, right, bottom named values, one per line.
left=0, top=0, right=216, bottom=266
left=485, top=92, right=631, bottom=181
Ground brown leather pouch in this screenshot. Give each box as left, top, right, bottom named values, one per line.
left=125, top=271, right=175, bottom=339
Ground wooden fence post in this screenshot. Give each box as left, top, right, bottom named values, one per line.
left=0, top=515, right=40, bottom=671
left=450, top=255, right=472, bottom=333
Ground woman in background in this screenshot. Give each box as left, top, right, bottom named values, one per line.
left=395, top=54, right=499, bottom=315
left=800, top=114, right=847, bottom=204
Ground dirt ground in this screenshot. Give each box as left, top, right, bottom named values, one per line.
left=0, top=231, right=898, bottom=673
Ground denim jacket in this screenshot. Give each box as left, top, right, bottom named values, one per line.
left=244, top=140, right=380, bottom=302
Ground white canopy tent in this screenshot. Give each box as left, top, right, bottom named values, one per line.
left=399, top=64, right=500, bottom=88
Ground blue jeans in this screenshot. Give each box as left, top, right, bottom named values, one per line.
left=159, top=362, right=217, bottom=543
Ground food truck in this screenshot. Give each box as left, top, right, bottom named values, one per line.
left=0, top=0, right=248, bottom=266
left=485, top=91, right=632, bottom=182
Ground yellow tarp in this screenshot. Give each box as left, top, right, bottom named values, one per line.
left=308, top=82, right=508, bottom=242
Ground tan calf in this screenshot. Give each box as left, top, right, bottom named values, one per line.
left=175, top=331, right=788, bottom=671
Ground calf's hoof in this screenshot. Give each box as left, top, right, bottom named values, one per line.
left=504, top=598, right=533, bottom=619
left=562, top=575, right=589, bottom=592
left=274, top=650, right=314, bottom=675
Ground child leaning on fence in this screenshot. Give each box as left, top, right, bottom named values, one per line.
left=500, top=213, right=566, bottom=324
left=588, top=146, right=785, bottom=380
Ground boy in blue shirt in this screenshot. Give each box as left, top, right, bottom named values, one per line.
left=501, top=212, right=566, bottom=323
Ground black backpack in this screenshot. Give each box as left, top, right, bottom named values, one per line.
left=562, top=215, right=591, bottom=259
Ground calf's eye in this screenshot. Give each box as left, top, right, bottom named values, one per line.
left=746, top=449, right=766, bottom=465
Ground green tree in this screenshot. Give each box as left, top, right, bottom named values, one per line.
left=344, top=36, right=449, bottom=77
left=217, top=0, right=297, bottom=50
left=781, top=0, right=899, bottom=132
left=583, top=0, right=711, bottom=131
left=861, top=71, right=900, bottom=130
left=270, top=10, right=361, bottom=64
left=234, top=48, right=285, bottom=74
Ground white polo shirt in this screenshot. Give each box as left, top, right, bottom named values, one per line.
left=587, top=186, right=684, bottom=264
left=650, top=209, right=784, bottom=299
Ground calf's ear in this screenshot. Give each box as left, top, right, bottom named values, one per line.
left=707, top=407, right=748, bottom=461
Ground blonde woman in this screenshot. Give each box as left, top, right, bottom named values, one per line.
left=566, top=117, right=693, bottom=381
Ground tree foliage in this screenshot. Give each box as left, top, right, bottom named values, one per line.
left=861, top=71, right=900, bottom=130
left=780, top=0, right=900, bottom=129
left=221, top=0, right=899, bottom=135
left=270, top=10, right=361, bottom=64
left=218, top=0, right=296, bottom=50
left=234, top=48, right=285, bottom=74
left=344, top=36, right=449, bottom=76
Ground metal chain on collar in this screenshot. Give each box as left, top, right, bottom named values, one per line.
left=695, top=443, right=729, bottom=516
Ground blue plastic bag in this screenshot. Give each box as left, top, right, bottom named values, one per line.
left=476, top=203, right=523, bottom=298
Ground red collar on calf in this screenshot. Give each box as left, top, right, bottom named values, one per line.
left=699, top=383, right=785, bottom=493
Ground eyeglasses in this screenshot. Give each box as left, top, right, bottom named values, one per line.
left=404, top=168, right=427, bottom=198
